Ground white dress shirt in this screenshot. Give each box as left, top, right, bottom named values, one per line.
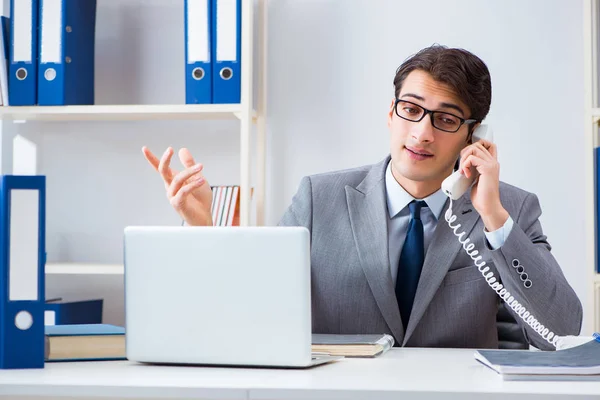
left=385, top=161, right=513, bottom=285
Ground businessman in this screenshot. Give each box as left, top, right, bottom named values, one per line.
left=142, top=45, right=582, bottom=350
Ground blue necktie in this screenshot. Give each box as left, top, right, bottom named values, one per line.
left=395, top=200, right=427, bottom=329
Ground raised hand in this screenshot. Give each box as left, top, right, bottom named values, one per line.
left=142, top=146, right=213, bottom=226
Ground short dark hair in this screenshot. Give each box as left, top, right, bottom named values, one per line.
left=393, top=44, right=492, bottom=122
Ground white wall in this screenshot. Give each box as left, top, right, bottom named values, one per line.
left=6, top=1, right=586, bottom=325
left=265, top=0, right=587, bottom=310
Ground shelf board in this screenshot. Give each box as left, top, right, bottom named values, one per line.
left=0, top=104, right=254, bottom=122
left=45, top=263, right=124, bottom=275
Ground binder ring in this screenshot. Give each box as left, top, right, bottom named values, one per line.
left=192, top=67, right=205, bottom=81
left=44, top=68, right=57, bottom=82
left=15, top=311, right=33, bottom=330
left=16, top=68, right=27, bottom=81
left=220, top=67, right=233, bottom=80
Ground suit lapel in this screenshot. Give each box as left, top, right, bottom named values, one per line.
left=345, top=156, right=404, bottom=344
left=402, top=191, right=480, bottom=345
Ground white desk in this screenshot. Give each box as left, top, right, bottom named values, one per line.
left=0, top=348, right=598, bottom=400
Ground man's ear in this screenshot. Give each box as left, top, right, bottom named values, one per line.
left=387, top=99, right=395, bottom=128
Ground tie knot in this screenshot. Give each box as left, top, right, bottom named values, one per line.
left=409, top=200, right=427, bottom=220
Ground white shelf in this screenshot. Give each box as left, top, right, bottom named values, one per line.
left=45, top=263, right=124, bottom=275
left=0, top=104, right=254, bottom=122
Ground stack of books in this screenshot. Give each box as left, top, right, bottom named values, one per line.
left=211, top=185, right=240, bottom=226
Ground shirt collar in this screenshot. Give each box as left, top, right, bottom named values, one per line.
left=384, top=161, right=447, bottom=220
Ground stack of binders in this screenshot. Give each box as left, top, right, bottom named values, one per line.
left=185, top=0, right=241, bottom=104
left=6, top=0, right=97, bottom=106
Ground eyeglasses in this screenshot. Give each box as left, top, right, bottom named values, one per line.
left=394, top=99, right=478, bottom=133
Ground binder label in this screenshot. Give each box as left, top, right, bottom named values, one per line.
left=188, top=0, right=210, bottom=63
left=13, top=0, right=33, bottom=62
left=40, top=0, right=63, bottom=64
left=216, top=0, right=237, bottom=61
left=9, top=189, right=39, bottom=301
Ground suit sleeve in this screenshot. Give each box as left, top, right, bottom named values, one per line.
left=278, top=176, right=313, bottom=231
left=488, top=192, right=583, bottom=350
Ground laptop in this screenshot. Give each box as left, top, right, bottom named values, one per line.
left=123, top=225, right=341, bottom=368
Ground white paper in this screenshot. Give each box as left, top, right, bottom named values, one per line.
left=40, top=0, right=63, bottom=64
left=9, top=189, right=39, bottom=301
left=216, top=0, right=237, bottom=61
left=13, top=0, right=33, bottom=62
left=187, top=0, right=209, bottom=63
left=13, top=135, right=37, bottom=175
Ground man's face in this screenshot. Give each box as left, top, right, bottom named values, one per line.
left=388, top=70, right=472, bottom=185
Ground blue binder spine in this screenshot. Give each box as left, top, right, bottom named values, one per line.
left=38, top=0, right=96, bottom=106
left=211, top=0, right=241, bottom=104
left=0, top=176, right=46, bottom=369
left=0, top=15, right=11, bottom=105
left=185, top=0, right=212, bottom=104
left=9, top=0, right=38, bottom=106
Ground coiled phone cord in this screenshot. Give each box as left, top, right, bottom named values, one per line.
left=445, top=199, right=563, bottom=349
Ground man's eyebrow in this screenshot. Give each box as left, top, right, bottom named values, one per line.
left=400, top=93, right=465, bottom=117
left=400, top=93, right=425, bottom=102
left=438, top=102, right=465, bottom=117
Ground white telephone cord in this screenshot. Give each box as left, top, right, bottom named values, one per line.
left=445, top=199, right=563, bottom=349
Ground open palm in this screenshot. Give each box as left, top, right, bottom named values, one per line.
left=142, top=146, right=213, bottom=226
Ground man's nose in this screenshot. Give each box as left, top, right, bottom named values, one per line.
left=411, top=113, right=435, bottom=142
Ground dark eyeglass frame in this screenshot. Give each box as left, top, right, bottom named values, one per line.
left=394, top=99, right=478, bottom=133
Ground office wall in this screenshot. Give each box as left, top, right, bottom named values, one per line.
left=5, top=1, right=586, bottom=325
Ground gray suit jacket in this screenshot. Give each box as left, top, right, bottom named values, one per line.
left=279, top=155, right=582, bottom=350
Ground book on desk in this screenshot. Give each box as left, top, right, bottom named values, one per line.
left=311, top=333, right=394, bottom=357
left=45, top=324, right=125, bottom=362
left=474, top=335, right=600, bottom=381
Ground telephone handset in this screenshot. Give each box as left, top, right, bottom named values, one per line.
left=441, top=124, right=494, bottom=200
left=441, top=124, right=564, bottom=349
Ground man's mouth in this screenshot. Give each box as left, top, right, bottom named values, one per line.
left=405, top=146, right=433, bottom=159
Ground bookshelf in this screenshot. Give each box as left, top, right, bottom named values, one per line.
left=46, top=263, right=124, bottom=275
left=1, top=0, right=267, bottom=224
left=584, top=0, right=600, bottom=334
left=0, top=0, right=267, bottom=283
left=0, top=104, right=257, bottom=122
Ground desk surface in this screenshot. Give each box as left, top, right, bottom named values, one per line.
left=0, top=348, right=599, bottom=400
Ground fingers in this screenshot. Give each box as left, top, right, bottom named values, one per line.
left=460, top=154, right=486, bottom=179
left=179, top=147, right=197, bottom=169
left=142, top=146, right=161, bottom=171
left=167, top=163, right=204, bottom=199
left=461, top=141, right=496, bottom=162
left=158, top=147, right=176, bottom=186
left=170, top=177, right=207, bottom=209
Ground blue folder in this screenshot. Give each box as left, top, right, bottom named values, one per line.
left=38, top=0, right=97, bottom=105
left=0, top=176, right=46, bottom=369
left=45, top=299, right=103, bottom=325
left=185, top=0, right=212, bottom=104
left=9, top=0, right=38, bottom=105
left=211, top=0, right=241, bottom=104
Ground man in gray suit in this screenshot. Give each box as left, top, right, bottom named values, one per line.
left=142, top=45, right=582, bottom=350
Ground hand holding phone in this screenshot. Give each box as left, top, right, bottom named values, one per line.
left=441, top=125, right=494, bottom=200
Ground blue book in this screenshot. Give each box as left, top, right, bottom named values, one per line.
left=184, top=0, right=212, bottom=104
left=45, top=324, right=125, bottom=362
left=37, top=0, right=97, bottom=105
left=211, top=0, right=241, bottom=104
left=45, top=299, right=103, bottom=326
left=9, top=0, right=38, bottom=105
left=475, top=336, right=600, bottom=380
left=0, top=176, right=46, bottom=369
